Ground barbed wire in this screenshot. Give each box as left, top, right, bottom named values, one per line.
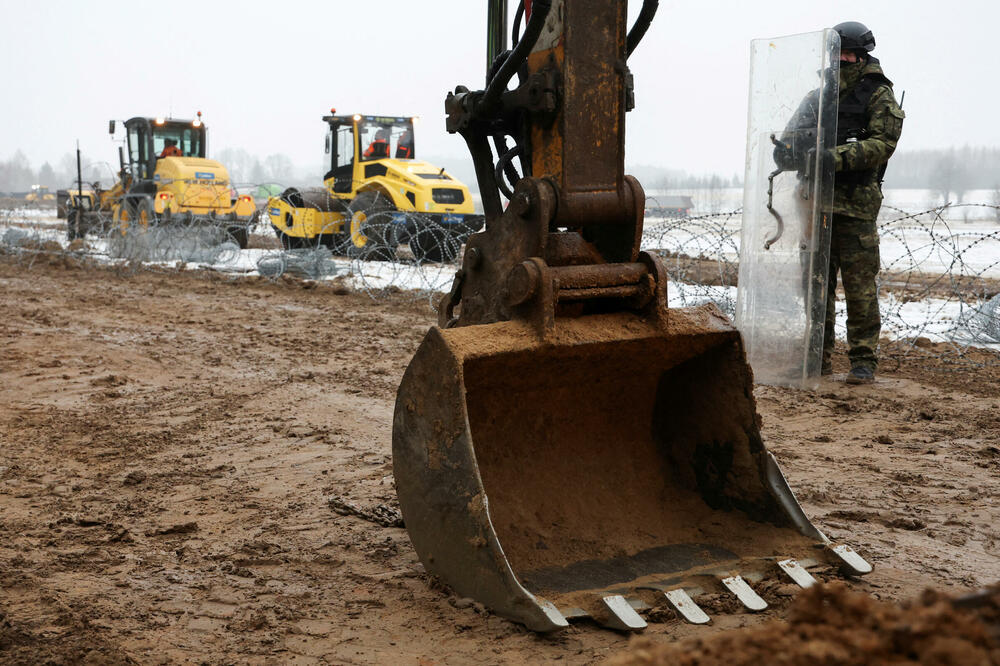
left=871, top=203, right=1000, bottom=368
left=2, top=193, right=998, bottom=369
left=0, top=183, right=471, bottom=301
left=639, top=197, right=1000, bottom=369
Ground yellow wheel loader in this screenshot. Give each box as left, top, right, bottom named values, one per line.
left=65, top=115, right=256, bottom=247
left=25, top=185, right=56, bottom=205
left=392, top=0, right=872, bottom=633
left=266, top=113, right=483, bottom=262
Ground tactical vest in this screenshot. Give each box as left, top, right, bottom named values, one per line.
left=836, top=58, right=892, bottom=187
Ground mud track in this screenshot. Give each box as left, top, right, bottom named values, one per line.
left=1, top=257, right=998, bottom=664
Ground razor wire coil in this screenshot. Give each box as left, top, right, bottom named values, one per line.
left=2, top=193, right=998, bottom=369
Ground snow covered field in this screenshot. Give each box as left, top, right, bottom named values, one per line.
left=0, top=208, right=458, bottom=296
left=644, top=189, right=1000, bottom=279
left=642, top=215, right=1000, bottom=279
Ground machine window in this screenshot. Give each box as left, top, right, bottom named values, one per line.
left=127, top=126, right=146, bottom=178
left=152, top=125, right=203, bottom=158
left=127, top=127, right=141, bottom=166
left=336, top=126, right=353, bottom=169
left=359, top=119, right=413, bottom=162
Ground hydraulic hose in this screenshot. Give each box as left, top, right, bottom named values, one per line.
left=493, top=142, right=522, bottom=200
left=479, top=0, right=551, bottom=115
left=511, top=1, right=525, bottom=47
left=626, top=0, right=658, bottom=58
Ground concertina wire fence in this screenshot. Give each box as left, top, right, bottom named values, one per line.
left=1, top=191, right=998, bottom=370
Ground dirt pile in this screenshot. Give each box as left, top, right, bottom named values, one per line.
left=608, top=583, right=1000, bottom=666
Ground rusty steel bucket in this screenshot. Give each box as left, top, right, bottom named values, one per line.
left=393, top=305, right=871, bottom=632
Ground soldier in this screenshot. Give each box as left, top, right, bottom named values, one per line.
left=821, top=21, right=904, bottom=384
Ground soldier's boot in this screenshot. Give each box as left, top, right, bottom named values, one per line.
left=846, top=366, right=875, bottom=384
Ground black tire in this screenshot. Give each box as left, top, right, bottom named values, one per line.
left=131, top=197, right=155, bottom=228
left=317, top=233, right=338, bottom=250
left=460, top=214, right=486, bottom=236
left=409, top=231, right=461, bottom=263
left=347, top=191, right=397, bottom=248
left=273, top=225, right=306, bottom=250
left=226, top=225, right=249, bottom=249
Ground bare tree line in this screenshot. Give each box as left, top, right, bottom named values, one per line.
left=640, top=146, right=1000, bottom=207
left=0, top=150, right=111, bottom=193
left=0, top=148, right=304, bottom=193
left=5, top=145, right=999, bottom=203
left=884, top=146, right=1000, bottom=202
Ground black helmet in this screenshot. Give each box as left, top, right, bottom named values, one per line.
left=834, top=21, right=875, bottom=53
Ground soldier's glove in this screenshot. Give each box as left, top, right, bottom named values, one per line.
left=772, top=140, right=797, bottom=171
left=805, top=147, right=837, bottom=181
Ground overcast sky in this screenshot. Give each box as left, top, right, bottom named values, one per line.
left=2, top=0, right=996, bottom=179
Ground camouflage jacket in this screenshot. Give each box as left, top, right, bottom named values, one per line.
left=829, top=59, right=905, bottom=220
left=779, top=59, right=905, bottom=221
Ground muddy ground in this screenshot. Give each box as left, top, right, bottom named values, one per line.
left=1, top=255, right=998, bottom=664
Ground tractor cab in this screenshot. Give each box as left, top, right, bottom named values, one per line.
left=322, top=114, right=415, bottom=194
left=122, top=116, right=208, bottom=181
left=108, top=114, right=245, bottom=221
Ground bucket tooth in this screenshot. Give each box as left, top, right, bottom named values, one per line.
left=537, top=599, right=570, bottom=629
left=598, top=595, right=647, bottom=631
left=777, top=558, right=817, bottom=589
left=665, top=589, right=710, bottom=625
left=829, top=544, right=873, bottom=576
left=720, top=575, right=768, bottom=611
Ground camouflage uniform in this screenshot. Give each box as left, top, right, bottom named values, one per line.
left=821, top=57, right=904, bottom=372
left=823, top=213, right=882, bottom=371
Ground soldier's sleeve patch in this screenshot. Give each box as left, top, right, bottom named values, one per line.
left=887, top=106, right=905, bottom=138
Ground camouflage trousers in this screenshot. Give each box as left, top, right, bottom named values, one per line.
left=823, top=213, right=881, bottom=371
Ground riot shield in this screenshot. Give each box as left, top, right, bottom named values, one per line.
left=736, top=30, right=839, bottom=389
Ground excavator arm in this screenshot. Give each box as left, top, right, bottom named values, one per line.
left=393, top=0, right=872, bottom=633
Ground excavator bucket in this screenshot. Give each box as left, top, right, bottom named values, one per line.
left=393, top=0, right=871, bottom=631
left=394, top=307, right=870, bottom=631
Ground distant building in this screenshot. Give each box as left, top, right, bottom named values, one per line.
left=646, top=195, right=693, bottom=218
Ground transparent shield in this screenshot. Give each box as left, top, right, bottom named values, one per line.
left=736, top=30, right=839, bottom=389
